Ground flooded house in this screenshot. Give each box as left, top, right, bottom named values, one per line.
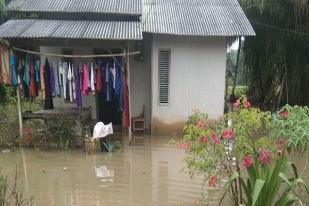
left=0, top=0, right=255, bottom=134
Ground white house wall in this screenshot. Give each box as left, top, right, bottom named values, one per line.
left=151, top=35, right=227, bottom=134
left=128, top=35, right=151, bottom=130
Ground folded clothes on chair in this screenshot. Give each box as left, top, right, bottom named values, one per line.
left=92, top=122, right=113, bottom=139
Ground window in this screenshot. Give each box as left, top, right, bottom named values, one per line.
left=158, top=49, right=170, bottom=104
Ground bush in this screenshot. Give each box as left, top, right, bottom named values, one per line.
left=179, top=98, right=309, bottom=205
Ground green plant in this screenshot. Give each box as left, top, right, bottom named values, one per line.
left=179, top=98, right=309, bottom=205
left=270, top=105, right=309, bottom=152
left=220, top=142, right=309, bottom=206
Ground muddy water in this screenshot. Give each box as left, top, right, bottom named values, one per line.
left=1, top=136, right=308, bottom=206
left=0, top=136, right=210, bottom=206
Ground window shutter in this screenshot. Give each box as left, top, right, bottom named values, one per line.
left=159, top=50, right=170, bottom=104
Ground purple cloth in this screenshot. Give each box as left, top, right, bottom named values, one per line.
left=50, top=64, right=56, bottom=96
left=75, top=65, right=82, bottom=109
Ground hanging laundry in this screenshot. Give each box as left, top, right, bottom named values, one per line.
left=30, top=57, right=37, bottom=97
left=105, top=63, right=111, bottom=102
left=87, top=64, right=91, bottom=89
left=96, top=64, right=103, bottom=92
left=1, top=47, right=11, bottom=85
left=9, top=50, right=17, bottom=86
left=82, top=64, right=89, bottom=95
left=111, top=62, right=116, bottom=89
left=40, top=63, right=45, bottom=100
left=62, top=62, right=68, bottom=100
left=90, top=63, right=95, bottom=94
left=124, top=65, right=130, bottom=128
left=54, top=63, right=60, bottom=97
left=35, top=60, right=40, bottom=83
left=67, top=63, right=73, bottom=102
left=115, top=62, right=123, bottom=112
left=58, top=62, right=63, bottom=87
left=74, top=65, right=82, bottom=108
left=23, top=54, right=30, bottom=86
left=72, top=65, right=76, bottom=100
left=50, top=64, right=56, bottom=97
left=43, top=58, right=54, bottom=110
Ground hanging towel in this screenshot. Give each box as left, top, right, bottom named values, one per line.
left=40, top=63, right=45, bottom=100
left=30, top=57, right=37, bottom=97
left=9, top=51, right=17, bottom=86
left=82, top=64, right=89, bottom=95
left=90, top=63, right=95, bottom=94
left=23, top=54, right=30, bottom=86
left=67, top=63, right=73, bottom=102
left=43, top=58, right=54, bottom=110
left=96, top=65, right=103, bottom=92
left=75, top=65, right=82, bottom=108
left=1, top=47, right=11, bottom=85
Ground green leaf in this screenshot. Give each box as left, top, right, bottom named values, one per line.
left=218, top=172, right=239, bottom=206
left=252, top=179, right=265, bottom=206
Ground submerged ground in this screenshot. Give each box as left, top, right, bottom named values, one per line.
left=0, top=135, right=308, bottom=206
left=0, top=136, right=210, bottom=206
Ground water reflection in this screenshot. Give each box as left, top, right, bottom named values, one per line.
left=0, top=136, right=205, bottom=206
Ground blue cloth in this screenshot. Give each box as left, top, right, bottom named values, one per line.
left=9, top=52, right=17, bottom=86
left=35, top=60, right=40, bottom=83
left=23, top=54, right=30, bottom=86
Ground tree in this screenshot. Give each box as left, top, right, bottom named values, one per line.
left=239, top=0, right=309, bottom=110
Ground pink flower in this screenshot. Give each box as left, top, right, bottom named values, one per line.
left=244, top=100, right=251, bottom=109
left=221, top=129, right=235, bottom=140
left=279, top=111, right=288, bottom=119
left=178, top=143, right=189, bottom=149
left=196, top=120, right=205, bottom=129
left=208, top=176, right=217, bottom=187
left=211, top=132, right=220, bottom=145
left=200, top=136, right=208, bottom=143
left=243, top=155, right=253, bottom=168
left=232, top=99, right=240, bottom=109
left=258, top=149, right=272, bottom=165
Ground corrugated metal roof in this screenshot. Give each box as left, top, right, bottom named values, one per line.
left=142, top=0, right=255, bottom=36
left=7, top=0, right=142, bottom=16
left=0, top=19, right=142, bottom=40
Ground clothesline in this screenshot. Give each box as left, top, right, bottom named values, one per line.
left=11, top=47, right=140, bottom=58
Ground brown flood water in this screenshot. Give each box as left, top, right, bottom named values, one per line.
left=0, top=136, right=211, bottom=206
left=0, top=136, right=308, bottom=206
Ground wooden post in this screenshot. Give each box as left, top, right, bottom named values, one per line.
left=126, top=46, right=132, bottom=144
left=17, top=74, right=23, bottom=139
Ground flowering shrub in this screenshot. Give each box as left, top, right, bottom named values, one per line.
left=179, top=98, right=308, bottom=205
